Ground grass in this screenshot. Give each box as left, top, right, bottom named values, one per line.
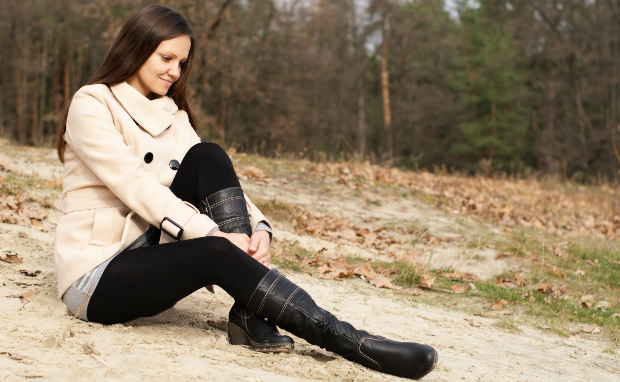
left=493, top=318, right=522, bottom=333
left=232, top=152, right=620, bottom=344
left=271, top=239, right=315, bottom=273
left=271, top=229, right=620, bottom=344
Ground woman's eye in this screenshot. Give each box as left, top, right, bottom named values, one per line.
left=162, top=56, right=171, bottom=61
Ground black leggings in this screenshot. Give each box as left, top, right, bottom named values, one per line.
left=87, top=143, right=269, bottom=325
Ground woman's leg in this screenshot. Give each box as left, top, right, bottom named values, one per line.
left=90, top=143, right=292, bottom=351
left=87, top=236, right=268, bottom=325
left=169, top=142, right=242, bottom=207
left=169, top=143, right=292, bottom=351
left=246, top=270, right=438, bottom=380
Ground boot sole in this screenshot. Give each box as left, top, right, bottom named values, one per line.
left=227, top=323, right=294, bottom=353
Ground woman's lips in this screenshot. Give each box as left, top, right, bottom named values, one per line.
left=160, top=78, right=174, bottom=86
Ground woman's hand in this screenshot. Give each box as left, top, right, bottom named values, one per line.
left=211, top=231, right=251, bottom=253
left=248, top=231, right=271, bottom=268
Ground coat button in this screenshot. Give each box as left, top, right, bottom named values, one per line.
left=144, top=152, right=153, bottom=163
left=169, top=159, right=180, bottom=170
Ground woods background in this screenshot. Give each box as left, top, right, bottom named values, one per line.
left=3, top=0, right=620, bottom=180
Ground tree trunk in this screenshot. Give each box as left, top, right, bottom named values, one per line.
left=64, top=31, right=71, bottom=106
left=358, top=78, right=366, bottom=159
left=380, top=0, right=392, bottom=160
left=16, top=54, right=24, bottom=144
left=30, top=44, right=40, bottom=147
left=39, top=32, right=48, bottom=142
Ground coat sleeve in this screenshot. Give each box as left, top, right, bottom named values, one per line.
left=65, top=87, right=218, bottom=240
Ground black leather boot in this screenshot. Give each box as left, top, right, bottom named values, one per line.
left=199, top=187, right=252, bottom=236
left=227, top=302, right=294, bottom=353
left=200, top=187, right=294, bottom=353
left=247, top=269, right=437, bottom=379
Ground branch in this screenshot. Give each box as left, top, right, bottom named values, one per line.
left=207, top=0, right=234, bottom=40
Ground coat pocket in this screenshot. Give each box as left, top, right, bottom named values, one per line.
left=88, top=207, right=130, bottom=246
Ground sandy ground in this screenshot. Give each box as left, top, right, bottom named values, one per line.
left=1, top=141, right=619, bottom=381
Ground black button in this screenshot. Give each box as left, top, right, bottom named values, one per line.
left=144, top=152, right=153, bottom=163
left=169, top=159, right=180, bottom=170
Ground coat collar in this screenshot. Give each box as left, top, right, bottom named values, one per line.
left=110, top=82, right=178, bottom=137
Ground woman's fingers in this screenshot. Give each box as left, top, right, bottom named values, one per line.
left=211, top=231, right=251, bottom=253
left=249, top=231, right=271, bottom=266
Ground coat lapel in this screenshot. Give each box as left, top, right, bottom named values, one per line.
left=110, top=82, right=178, bottom=137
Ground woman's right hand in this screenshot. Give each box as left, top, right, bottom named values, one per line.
left=211, top=230, right=251, bottom=253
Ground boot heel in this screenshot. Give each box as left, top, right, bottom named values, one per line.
left=227, top=322, right=252, bottom=346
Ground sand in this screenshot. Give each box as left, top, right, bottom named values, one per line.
left=1, top=141, right=619, bottom=381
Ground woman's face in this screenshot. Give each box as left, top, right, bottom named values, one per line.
left=127, top=35, right=192, bottom=98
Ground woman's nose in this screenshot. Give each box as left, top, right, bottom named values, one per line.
left=169, top=64, right=181, bottom=80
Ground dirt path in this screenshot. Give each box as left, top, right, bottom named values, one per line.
left=1, top=141, right=619, bottom=381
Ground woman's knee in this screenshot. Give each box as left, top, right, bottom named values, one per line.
left=185, top=143, right=229, bottom=165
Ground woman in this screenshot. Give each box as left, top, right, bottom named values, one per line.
left=55, top=4, right=437, bottom=380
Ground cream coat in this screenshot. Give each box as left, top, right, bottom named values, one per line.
left=54, top=82, right=271, bottom=298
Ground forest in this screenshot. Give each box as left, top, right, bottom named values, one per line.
left=3, top=0, right=620, bottom=180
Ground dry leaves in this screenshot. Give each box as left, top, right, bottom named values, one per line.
left=300, top=160, right=620, bottom=241
left=419, top=275, right=436, bottom=288
left=7, top=290, right=39, bottom=302
left=0, top=252, right=23, bottom=264
left=20, top=269, right=41, bottom=277
left=297, top=254, right=405, bottom=291
left=436, top=270, right=478, bottom=282
left=491, top=299, right=508, bottom=311
left=549, top=267, right=569, bottom=280
left=495, top=271, right=526, bottom=288
left=536, top=283, right=568, bottom=299
left=594, top=301, right=610, bottom=310
left=0, top=352, right=36, bottom=361
left=450, top=284, right=468, bottom=293
left=0, top=192, right=55, bottom=231
left=582, top=324, right=601, bottom=334
left=581, top=295, right=595, bottom=308
left=368, top=275, right=402, bottom=291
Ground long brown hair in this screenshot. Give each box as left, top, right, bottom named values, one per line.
left=56, top=4, right=197, bottom=162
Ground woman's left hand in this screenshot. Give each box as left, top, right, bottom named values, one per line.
left=248, top=231, right=271, bottom=268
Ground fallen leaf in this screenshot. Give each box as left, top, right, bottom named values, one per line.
left=368, top=275, right=402, bottom=291
left=1, top=352, right=36, bottom=361
left=491, top=299, right=508, bottom=311
left=0, top=253, right=23, bottom=264
left=581, top=295, right=595, bottom=302
left=353, top=260, right=378, bottom=279
left=498, top=311, right=514, bottom=318
left=495, top=252, right=513, bottom=259
left=582, top=323, right=599, bottom=333
left=537, top=283, right=549, bottom=292
left=419, top=274, right=436, bottom=288
left=20, top=270, right=41, bottom=277
left=612, top=313, right=620, bottom=319
left=7, top=290, right=39, bottom=302
left=594, top=301, right=610, bottom=310
left=549, top=267, right=568, bottom=279
left=572, top=269, right=586, bottom=276
left=468, top=283, right=476, bottom=290
left=585, top=259, right=599, bottom=267
left=582, top=301, right=592, bottom=308
left=450, top=284, right=468, bottom=294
